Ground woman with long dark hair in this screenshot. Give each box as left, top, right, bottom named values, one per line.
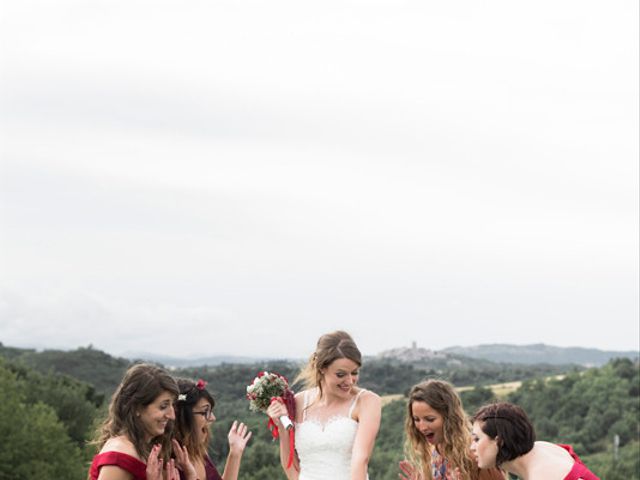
left=88, top=363, right=182, bottom=480
left=173, top=378, right=251, bottom=480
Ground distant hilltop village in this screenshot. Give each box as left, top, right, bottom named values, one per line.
left=376, top=342, right=464, bottom=367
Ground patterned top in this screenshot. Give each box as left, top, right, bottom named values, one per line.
left=431, top=448, right=505, bottom=480
left=431, top=448, right=453, bottom=480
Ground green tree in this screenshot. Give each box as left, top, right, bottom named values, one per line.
left=0, top=363, right=85, bottom=480
left=581, top=441, right=640, bottom=480
left=507, top=360, right=640, bottom=476
left=7, top=362, right=101, bottom=444
left=459, top=386, right=496, bottom=415
left=369, top=398, right=405, bottom=479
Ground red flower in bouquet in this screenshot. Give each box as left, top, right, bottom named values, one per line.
left=246, top=371, right=297, bottom=469
left=246, top=371, right=293, bottom=413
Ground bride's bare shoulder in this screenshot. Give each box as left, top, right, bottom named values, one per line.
left=356, top=388, right=380, bottom=402
left=294, top=388, right=317, bottom=406
left=295, top=388, right=315, bottom=399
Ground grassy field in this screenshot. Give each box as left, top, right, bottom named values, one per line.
left=381, top=375, right=566, bottom=406
left=456, top=380, right=522, bottom=398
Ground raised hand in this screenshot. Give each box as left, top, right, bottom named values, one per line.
left=399, top=460, right=423, bottom=480
left=227, top=420, right=253, bottom=455
left=164, top=458, right=180, bottom=480
left=146, top=444, right=164, bottom=480
left=172, top=439, right=197, bottom=480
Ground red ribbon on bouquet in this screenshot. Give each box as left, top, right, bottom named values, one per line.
left=246, top=371, right=298, bottom=470
left=268, top=392, right=297, bottom=470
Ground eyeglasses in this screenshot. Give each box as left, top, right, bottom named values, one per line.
left=193, top=409, right=214, bottom=420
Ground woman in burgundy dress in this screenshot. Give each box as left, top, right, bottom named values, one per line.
left=471, top=402, right=599, bottom=480
left=173, top=378, right=252, bottom=480
left=89, top=363, right=183, bottom=480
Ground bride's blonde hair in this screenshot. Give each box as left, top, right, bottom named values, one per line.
left=295, top=331, right=362, bottom=400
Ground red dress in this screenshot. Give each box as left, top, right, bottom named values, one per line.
left=558, top=444, right=600, bottom=480
left=203, top=455, right=223, bottom=480
left=178, top=455, right=222, bottom=480
left=89, top=451, right=147, bottom=480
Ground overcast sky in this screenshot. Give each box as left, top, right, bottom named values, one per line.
left=0, top=0, right=638, bottom=359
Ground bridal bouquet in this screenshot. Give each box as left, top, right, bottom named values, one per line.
left=246, top=371, right=296, bottom=468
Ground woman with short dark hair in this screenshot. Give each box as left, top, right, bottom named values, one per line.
left=471, top=402, right=599, bottom=480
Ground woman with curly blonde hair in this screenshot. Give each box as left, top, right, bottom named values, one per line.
left=399, top=380, right=504, bottom=480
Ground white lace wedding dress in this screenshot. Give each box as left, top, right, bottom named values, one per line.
left=295, top=388, right=369, bottom=480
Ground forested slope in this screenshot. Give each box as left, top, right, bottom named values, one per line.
left=0, top=344, right=637, bottom=479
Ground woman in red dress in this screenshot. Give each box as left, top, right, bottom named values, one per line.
left=471, top=402, right=599, bottom=480
left=173, top=378, right=252, bottom=480
left=89, top=363, right=185, bottom=480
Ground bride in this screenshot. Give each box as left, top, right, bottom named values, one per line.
left=266, top=330, right=382, bottom=480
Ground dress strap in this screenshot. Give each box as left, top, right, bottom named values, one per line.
left=302, top=390, right=309, bottom=421
left=302, top=388, right=317, bottom=421
left=348, top=389, right=366, bottom=418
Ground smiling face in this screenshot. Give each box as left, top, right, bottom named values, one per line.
left=470, top=421, right=500, bottom=469
left=192, top=397, right=215, bottom=445
left=320, top=358, right=360, bottom=398
left=411, top=400, right=444, bottom=446
left=139, top=390, right=176, bottom=441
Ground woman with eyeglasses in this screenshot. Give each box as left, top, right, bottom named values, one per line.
left=173, top=378, right=252, bottom=480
